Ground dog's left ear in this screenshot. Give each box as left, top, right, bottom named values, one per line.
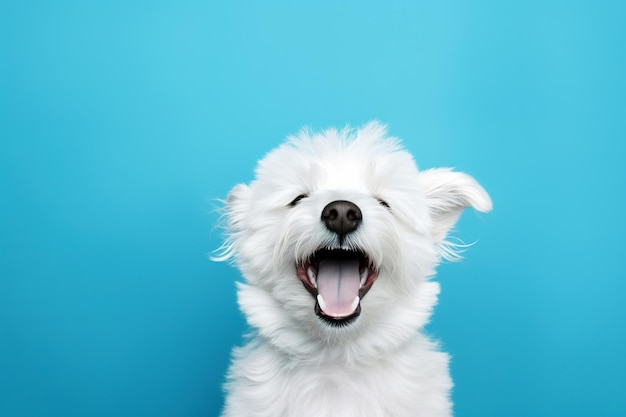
left=418, top=168, right=492, bottom=242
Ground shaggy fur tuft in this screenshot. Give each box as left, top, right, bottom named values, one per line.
left=214, top=122, right=491, bottom=417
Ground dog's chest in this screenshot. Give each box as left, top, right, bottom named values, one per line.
left=223, top=338, right=452, bottom=417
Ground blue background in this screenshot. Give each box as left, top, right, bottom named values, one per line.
left=1, top=1, right=625, bottom=416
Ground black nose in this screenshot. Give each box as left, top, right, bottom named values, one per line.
left=321, top=200, right=362, bottom=238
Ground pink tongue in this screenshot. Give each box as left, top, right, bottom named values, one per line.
left=317, top=259, right=361, bottom=317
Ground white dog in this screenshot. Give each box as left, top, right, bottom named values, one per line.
left=215, top=122, right=491, bottom=417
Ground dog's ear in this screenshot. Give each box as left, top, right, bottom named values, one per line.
left=227, top=183, right=250, bottom=204
left=418, top=168, right=492, bottom=242
left=225, top=183, right=251, bottom=232
left=211, top=184, right=251, bottom=262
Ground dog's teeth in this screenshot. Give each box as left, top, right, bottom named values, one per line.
left=351, top=296, right=360, bottom=312
left=307, top=266, right=317, bottom=288
left=317, top=294, right=326, bottom=311
left=360, top=269, right=368, bottom=287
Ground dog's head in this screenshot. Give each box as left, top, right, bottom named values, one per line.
left=215, top=122, right=491, bottom=356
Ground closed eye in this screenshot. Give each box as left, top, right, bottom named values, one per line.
left=288, top=194, right=309, bottom=207
left=377, top=198, right=391, bottom=210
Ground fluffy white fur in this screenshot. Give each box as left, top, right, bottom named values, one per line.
left=215, top=122, right=491, bottom=417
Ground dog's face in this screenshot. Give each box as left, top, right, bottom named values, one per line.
left=218, top=122, right=491, bottom=354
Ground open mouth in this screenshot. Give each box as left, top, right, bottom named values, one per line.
left=296, top=249, right=379, bottom=327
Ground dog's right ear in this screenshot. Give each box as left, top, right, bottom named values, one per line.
left=211, top=184, right=251, bottom=262
left=224, top=183, right=251, bottom=232
left=227, top=183, right=251, bottom=204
